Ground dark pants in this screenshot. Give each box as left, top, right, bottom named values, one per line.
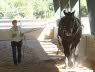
left=11, top=40, right=22, bottom=64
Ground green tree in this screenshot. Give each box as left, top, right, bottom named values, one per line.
left=80, top=0, right=88, bottom=17
left=0, top=0, right=55, bottom=19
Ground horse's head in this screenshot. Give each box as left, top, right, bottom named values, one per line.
left=62, top=10, right=76, bottom=36
left=64, top=10, right=75, bottom=17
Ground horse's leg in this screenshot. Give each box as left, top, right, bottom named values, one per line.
left=74, top=39, right=81, bottom=67
left=71, top=40, right=80, bottom=67
left=62, top=40, right=70, bottom=57
left=72, top=33, right=81, bottom=63
left=70, top=44, right=76, bottom=67
left=62, top=40, right=71, bottom=67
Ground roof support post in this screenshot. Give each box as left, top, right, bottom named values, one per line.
left=53, top=0, right=61, bottom=26
left=86, top=0, right=95, bottom=35
left=69, top=0, right=80, bottom=19
left=53, top=0, right=69, bottom=25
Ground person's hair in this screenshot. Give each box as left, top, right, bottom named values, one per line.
left=12, top=20, right=17, bottom=24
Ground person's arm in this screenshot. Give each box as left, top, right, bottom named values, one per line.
left=22, top=33, right=26, bottom=40
left=19, top=26, right=26, bottom=40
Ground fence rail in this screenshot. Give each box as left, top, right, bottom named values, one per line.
left=0, top=19, right=56, bottom=29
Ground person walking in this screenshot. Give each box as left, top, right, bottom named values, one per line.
left=9, top=20, right=24, bottom=65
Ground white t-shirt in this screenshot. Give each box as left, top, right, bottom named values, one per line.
left=9, top=26, right=23, bottom=42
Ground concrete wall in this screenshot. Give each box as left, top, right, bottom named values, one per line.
left=0, top=19, right=55, bottom=41
left=86, top=35, right=95, bottom=61
left=78, top=34, right=95, bottom=61
left=78, top=35, right=87, bottom=61
left=0, top=27, right=54, bottom=41
left=0, top=28, right=44, bottom=40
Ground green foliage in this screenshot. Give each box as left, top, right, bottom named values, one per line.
left=0, top=0, right=55, bottom=19
left=0, top=12, right=4, bottom=18
left=80, top=0, right=88, bottom=17
left=32, top=0, right=54, bottom=18
left=80, top=6, right=88, bottom=17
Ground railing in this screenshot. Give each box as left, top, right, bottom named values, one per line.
left=0, top=19, right=56, bottom=29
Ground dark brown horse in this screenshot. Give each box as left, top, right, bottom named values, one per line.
left=58, top=10, right=82, bottom=67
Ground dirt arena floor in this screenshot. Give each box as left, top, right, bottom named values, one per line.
left=0, top=40, right=94, bottom=72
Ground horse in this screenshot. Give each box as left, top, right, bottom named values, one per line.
left=57, top=10, right=82, bottom=67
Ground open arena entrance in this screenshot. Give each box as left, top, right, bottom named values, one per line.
left=0, top=0, right=94, bottom=72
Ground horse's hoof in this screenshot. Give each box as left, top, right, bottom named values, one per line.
left=62, top=65, right=66, bottom=69
left=68, top=61, right=73, bottom=68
